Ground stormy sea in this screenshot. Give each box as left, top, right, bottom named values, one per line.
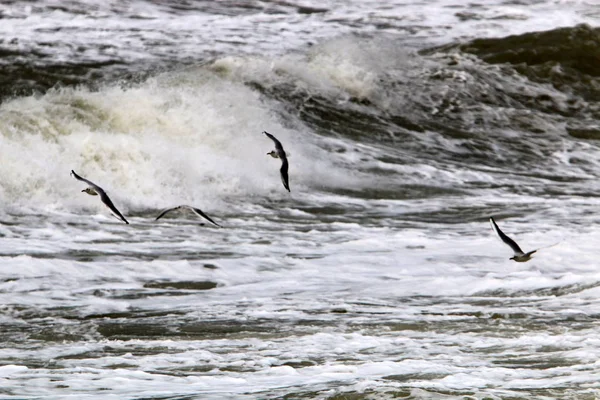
left=1, top=1, right=600, bottom=399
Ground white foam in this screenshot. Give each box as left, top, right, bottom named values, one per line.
left=0, top=67, right=360, bottom=214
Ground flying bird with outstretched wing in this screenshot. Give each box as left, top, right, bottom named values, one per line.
left=489, top=217, right=537, bottom=262
left=263, top=131, right=290, bottom=192
left=71, top=170, right=129, bottom=224
left=155, top=205, right=221, bottom=227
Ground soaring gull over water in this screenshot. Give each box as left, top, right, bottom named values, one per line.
left=489, top=217, right=536, bottom=262
left=155, top=205, right=221, bottom=227
left=71, top=170, right=129, bottom=224
left=263, top=131, right=290, bottom=192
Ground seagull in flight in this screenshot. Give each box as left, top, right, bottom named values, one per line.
left=155, top=205, right=221, bottom=227
left=489, top=217, right=538, bottom=262
left=71, top=170, right=129, bottom=224
left=263, top=131, right=290, bottom=192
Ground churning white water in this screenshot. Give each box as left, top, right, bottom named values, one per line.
left=1, top=1, right=600, bottom=399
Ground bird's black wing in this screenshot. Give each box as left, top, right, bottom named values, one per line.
left=263, top=131, right=286, bottom=156
left=155, top=206, right=181, bottom=221
left=279, top=158, right=290, bottom=192
left=490, top=217, right=523, bottom=255
left=99, top=192, right=129, bottom=224
left=189, top=206, right=221, bottom=227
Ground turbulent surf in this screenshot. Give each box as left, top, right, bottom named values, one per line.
left=1, top=1, right=599, bottom=399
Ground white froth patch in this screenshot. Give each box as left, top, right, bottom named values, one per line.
left=0, top=68, right=351, bottom=213
left=210, top=37, right=415, bottom=109
left=0, top=365, right=28, bottom=377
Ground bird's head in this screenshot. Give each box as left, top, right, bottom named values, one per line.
left=267, top=150, right=279, bottom=158
left=82, top=187, right=98, bottom=196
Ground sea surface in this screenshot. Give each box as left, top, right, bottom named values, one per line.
left=1, top=1, right=600, bottom=399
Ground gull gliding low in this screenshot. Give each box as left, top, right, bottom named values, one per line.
left=263, top=131, right=290, bottom=192
left=489, top=217, right=537, bottom=262
left=71, top=170, right=129, bottom=224
left=155, top=205, right=221, bottom=227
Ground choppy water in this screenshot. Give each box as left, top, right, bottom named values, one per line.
left=2, top=1, right=600, bottom=399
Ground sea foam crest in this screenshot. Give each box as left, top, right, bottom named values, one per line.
left=0, top=38, right=440, bottom=216
left=0, top=67, right=328, bottom=214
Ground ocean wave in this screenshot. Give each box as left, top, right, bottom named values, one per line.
left=0, top=63, right=365, bottom=214
left=2, top=27, right=600, bottom=215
